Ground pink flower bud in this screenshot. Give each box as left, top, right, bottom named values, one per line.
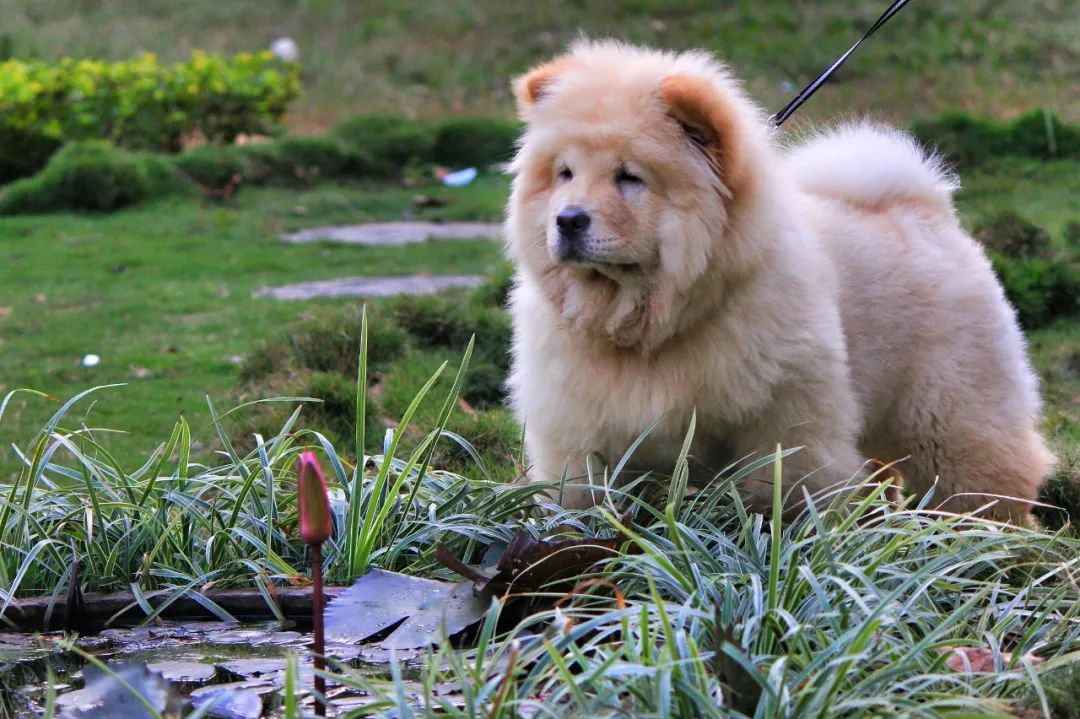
left=297, top=451, right=332, bottom=546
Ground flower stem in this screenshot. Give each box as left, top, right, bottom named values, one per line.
left=312, top=543, right=326, bottom=716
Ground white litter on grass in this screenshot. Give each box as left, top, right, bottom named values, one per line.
left=270, top=37, right=300, bottom=63
left=441, top=167, right=477, bottom=187
left=81, top=353, right=100, bottom=367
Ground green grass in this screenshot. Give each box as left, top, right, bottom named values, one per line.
left=0, top=176, right=508, bottom=476
left=2, top=0, right=1076, bottom=127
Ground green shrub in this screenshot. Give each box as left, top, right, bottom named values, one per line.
left=470, top=261, right=515, bottom=308
left=910, top=110, right=1080, bottom=169
left=332, top=115, right=436, bottom=178
left=975, top=210, right=1054, bottom=260
left=0, top=130, right=60, bottom=186
left=0, top=52, right=301, bottom=182
left=1065, top=221, right=1080, bottom=252
left=1037, top=459, right=1080, bottom=530
left=991, top=252, right=1080, bottom=329
left=0, top=141, right=187, bottom=215
left=432, top=117, right=521, bottom=168
left=272, top=136, right=356, bottom=182
left=173, top=144, right=248, bottom=188
left=390, top=294, right=511, bottom=406
left=242, top=305, right=411, bottom=382
left=235, top=280, right=516, bottom=476
left=1006, top=110, right=1080, bottom=160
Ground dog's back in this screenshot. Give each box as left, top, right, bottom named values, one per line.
left=788, top=126, right=1052, bottom=522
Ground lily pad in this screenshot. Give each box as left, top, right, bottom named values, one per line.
left=190, top=685, right=266, bottom=719
left=218, top=658, right=290, bottom=679
left=57, top=663, right=180, bottom=719
left=325, top=569, right=489, bottom=649
left=145, top=660, right=216, bottom=685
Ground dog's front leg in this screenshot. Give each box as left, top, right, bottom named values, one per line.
left=727, top=385, right=868, bottom=516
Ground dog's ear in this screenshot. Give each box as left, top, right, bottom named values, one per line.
left=513, top=56, right=576, bottom=117
left=659, top=74, right=746, bottom=190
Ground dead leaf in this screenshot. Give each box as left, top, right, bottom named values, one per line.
left=941, top=646, right=1043, bottom=673
left=0, top=307, right=11, bottom=318
left=325, top=569, right=489, bottom=649
left=437, top=530, right=626, bottom=593
left=434, top=543, right=498, bottom=585
left=32, top=293, right=46, bottom=303
left=130, top=366, right=154, bottom=380
left=457, top=397, right=477, bottom=416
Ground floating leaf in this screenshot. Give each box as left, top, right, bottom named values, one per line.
left=57, top=663, right=180, bottom=719
left=191, top=683, right=272, bottom=719
left=325, top=569, right=488, bottom=649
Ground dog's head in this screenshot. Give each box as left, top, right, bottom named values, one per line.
left=506, top=41, right=770, bottom=351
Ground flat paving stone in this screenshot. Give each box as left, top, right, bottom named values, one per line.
left=281, top=221, right=502, bottom=246
left=255, top=274, right=484, bottom=301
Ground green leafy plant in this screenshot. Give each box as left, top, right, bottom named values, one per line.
left=0, top=51, right=301, bottom=183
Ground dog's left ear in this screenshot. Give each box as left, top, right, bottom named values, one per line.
left=513, top=56, right=577, bottom=118
left=659, top=74, right=747, bottom=190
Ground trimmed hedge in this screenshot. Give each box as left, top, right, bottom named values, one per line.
left=975, top=210, right=1054, bottom=260
left=432, top=117, right=521, bottom=168
left=331, top=115, right=436, bottom=178
left=0, top=52, right=301, bottom=183
left=969, top=211, right=1080, bottom=329
left=0, top=112, right=528, bottom=212
left=991, top=253, right=1080, bottom=330
left=910, top=110, right=1080, bottom=169
left=0, top=141, right=188, bottom=214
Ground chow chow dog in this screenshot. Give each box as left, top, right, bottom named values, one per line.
left=504, top=41, right=1052, bottom=523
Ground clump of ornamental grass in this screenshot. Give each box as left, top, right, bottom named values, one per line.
left=0, top=327, right=541, bottom=613
left=3, top=318, right=1080, bottom=717
left=329, top=469, right=1080, bottom=717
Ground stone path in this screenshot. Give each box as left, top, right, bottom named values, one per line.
left=254, top=274, right=484, bottom=301
left=259, top=221, right=500, bottom=300
left=280, top=221, right=502, bottom=246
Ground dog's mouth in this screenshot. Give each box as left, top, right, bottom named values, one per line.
left=573, top=261, right=644, bottom=282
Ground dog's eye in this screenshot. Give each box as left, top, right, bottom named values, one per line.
left=616, top=168, right=644, bottom=186
left=558, top=167, right=573, bottom=182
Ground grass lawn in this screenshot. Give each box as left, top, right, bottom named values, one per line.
left=0, top=176, right=508, bottom=474
left=2, top=157, right=1076, bottom=487
left=4, top=1, right=1077, bottom=127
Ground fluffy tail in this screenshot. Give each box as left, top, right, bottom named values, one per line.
left=785, top=124, right=959, bottom=210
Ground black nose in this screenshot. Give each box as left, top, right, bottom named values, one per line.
left=556, top=206, right=591, bottom=237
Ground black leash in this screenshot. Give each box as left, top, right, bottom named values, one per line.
left=770, top=0, right=913, bottom=128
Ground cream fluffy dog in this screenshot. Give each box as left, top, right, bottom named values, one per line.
left=505, top=41, right=1052, bottom=523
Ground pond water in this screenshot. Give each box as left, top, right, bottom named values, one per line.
left=0, top=621, right=421, bottom=718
